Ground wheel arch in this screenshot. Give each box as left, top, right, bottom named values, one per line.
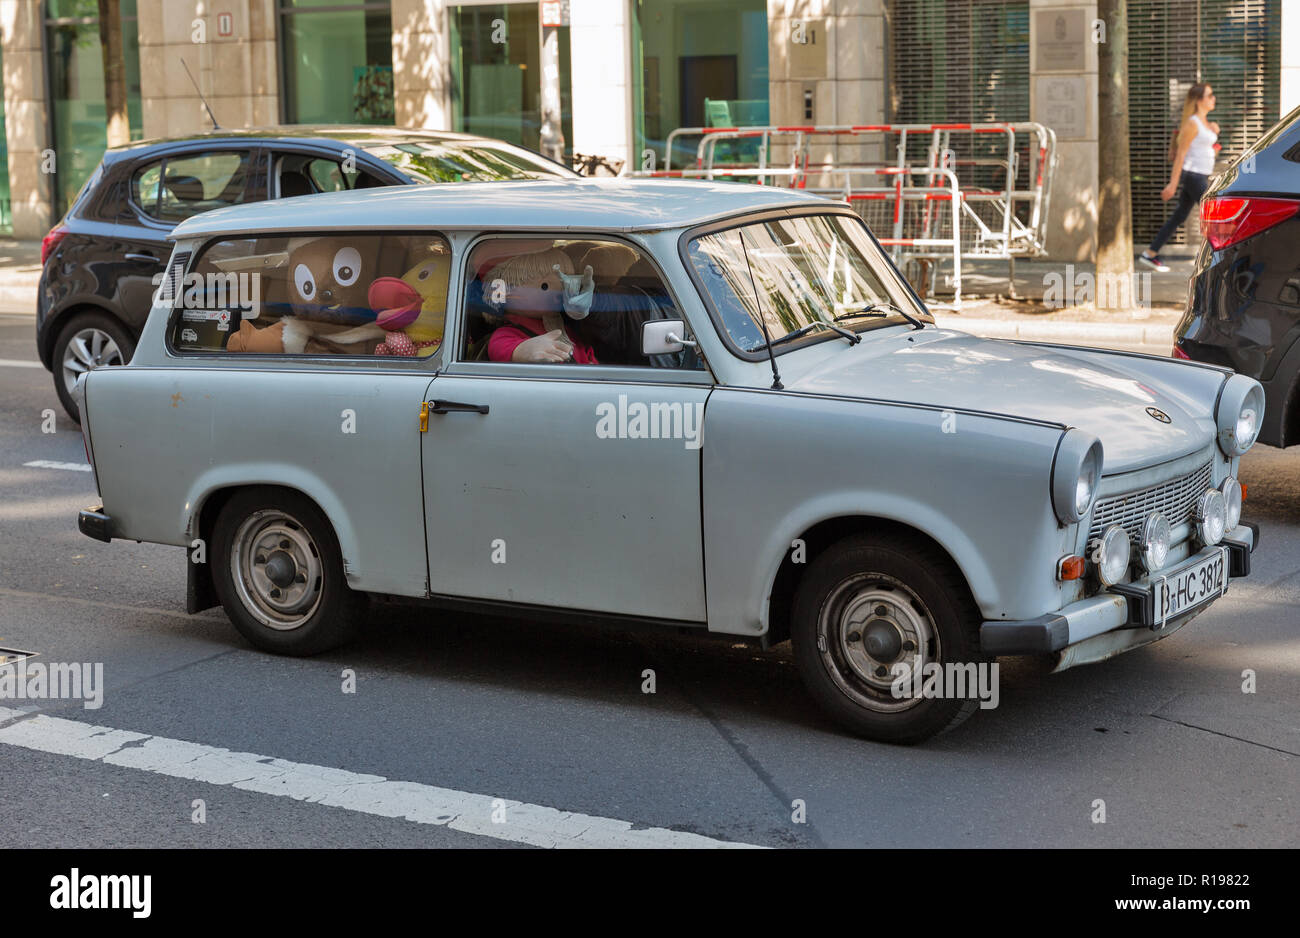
left=186, top=481, right=355, bottom=614
left=42, top=300, right=132, bottom=368
left=764, top=515, right=981, bottom=647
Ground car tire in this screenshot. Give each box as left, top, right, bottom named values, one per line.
left=791, top=532, right=989, bottom=744
left=211, top=488, right=366, bottom=655
left=52, top=311, right=135, bottom=423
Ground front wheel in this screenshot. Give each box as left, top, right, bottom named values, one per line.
left=791, top=533, right=988, bottom=744
left=211, top=488, right=366, bottom=655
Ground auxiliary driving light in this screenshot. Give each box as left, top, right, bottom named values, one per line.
left=1091, top=524, right=1131, bottom=587
left=1193, top=488, right=1227, bottom=546
left=1219, top=476, right=1242, bottom=531
left=1139, top=511, right=1172, bottom=573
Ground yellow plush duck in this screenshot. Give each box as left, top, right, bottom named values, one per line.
left=368, top=252, right=450, bottom=357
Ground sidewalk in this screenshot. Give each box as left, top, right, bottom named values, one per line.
left=0, top=239, right=43, bottom=312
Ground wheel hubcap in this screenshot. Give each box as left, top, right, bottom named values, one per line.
left=230, top=511, right=323, bottom=630
left=62, top=327, right=124, bottom=395
left=819, top=575, right=938, bottom=713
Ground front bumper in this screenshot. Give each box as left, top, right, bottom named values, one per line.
left=980, top=522, right=1258, bottom=655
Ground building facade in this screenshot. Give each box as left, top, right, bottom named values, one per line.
left=2, top=0, right=1296, bottom=263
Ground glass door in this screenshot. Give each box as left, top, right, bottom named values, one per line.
left=44, top=0, right=144, bottom=216
left=449, top=3, right=571, bottom=159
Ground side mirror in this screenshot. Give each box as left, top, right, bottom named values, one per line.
left=642, top=319, right=696, bottom=356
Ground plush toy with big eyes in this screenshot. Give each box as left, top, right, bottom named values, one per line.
left=288, top=237, right=382, bottom=326
left=483, top=248, right=597, bottom=364
left=368, top=250, right=450, bottom=357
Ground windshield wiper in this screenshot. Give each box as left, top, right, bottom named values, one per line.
left=768, top=319, right=861, bottom=349
left=834, top=302, right=925, bottom=331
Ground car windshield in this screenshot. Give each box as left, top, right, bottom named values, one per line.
left=687, top=213, right=923, bottom=354
left=364, top=141, right=567, bottom=183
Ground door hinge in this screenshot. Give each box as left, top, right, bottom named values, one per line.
left=419, top=400, right=429, bottom=432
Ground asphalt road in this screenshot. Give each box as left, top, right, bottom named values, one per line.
left=1, top=311, right=1296, bottom=848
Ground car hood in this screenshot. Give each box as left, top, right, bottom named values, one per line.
left=785, top=328, right=1214, bottom=473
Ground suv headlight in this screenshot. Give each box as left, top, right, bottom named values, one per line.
left=1215, top=374, right=1265, bottom=456
left=1052, top=430, right=1103, bottom=524
left=1091, top=524, right=1131, bottom=586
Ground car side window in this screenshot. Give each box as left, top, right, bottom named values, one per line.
left=133, top=151, right=253, bottom=223
left=461, top=236, right=701, bottom=369
left=275, top=154, right=386, bottom=197
left=169, top=233, right=451, bottom=358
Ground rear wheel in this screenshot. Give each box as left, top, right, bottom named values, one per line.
left=52, top=312, right=134, bottom=422
left=211, top=488, right=366, bottom=655
left=791, top=533, right=988, bottom=744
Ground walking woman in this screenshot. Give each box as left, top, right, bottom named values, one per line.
left=1140, top=82, right=1219, bottom=272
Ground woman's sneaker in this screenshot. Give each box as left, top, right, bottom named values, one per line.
left=1138, top=252, right=1170, bottom=272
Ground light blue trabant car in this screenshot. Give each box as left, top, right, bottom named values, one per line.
left=74, top=179, right=1262, bottom=743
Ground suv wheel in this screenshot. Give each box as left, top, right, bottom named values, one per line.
left=53, top=312, right=134, bottom=422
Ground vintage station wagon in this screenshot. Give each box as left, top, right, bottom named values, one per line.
left=74, top=179, right=1262, bottom=743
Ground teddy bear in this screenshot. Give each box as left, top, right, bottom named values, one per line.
left=367, top=248, right=450, bottom=357
left=226, top=236, right=385, bottom=354
left=482, top=247, right=596, bottom=364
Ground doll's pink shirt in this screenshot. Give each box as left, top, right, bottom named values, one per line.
left=487, top=313, right=598, bottom=364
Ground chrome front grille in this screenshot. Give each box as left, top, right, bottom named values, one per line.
left=1088, top=461, right=1213, bottom=544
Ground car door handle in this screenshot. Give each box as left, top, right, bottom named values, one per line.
left=124, top=252, right=160, bottom=263
left=429, top=400, right=489, bottom=415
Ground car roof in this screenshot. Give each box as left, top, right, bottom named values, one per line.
left=108, top=125, right=527, bottom=154
left=168, top=178, right=834, bottom=239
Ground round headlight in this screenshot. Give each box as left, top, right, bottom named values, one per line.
left=1219, top=476, right=1242, bottom=531
left=1052, top=430, right=1103, bottom=524
left=1090, top=524, right=1132, bottom=587
left=1194, top=488, right=1227, bottom=546
left=1139, top=511, right=1172, bottom=572
left=1075, top=448, right=1098, bottom=518
left=1216, top=375, right=1265, bottom=457
left=1236, top=408, right=1259, bottom=449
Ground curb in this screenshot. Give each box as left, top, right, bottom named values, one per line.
left=932, top=316, right=1176, bottom=346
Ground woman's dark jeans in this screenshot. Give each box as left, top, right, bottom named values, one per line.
left=1150, top=171, right=1210, bottom=251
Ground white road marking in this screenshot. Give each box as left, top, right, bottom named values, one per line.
left=0, top=708, right=762, bottom=849
left=0, top=359, right=41, bottom=368
left=22, top=460, right=92, bottom=472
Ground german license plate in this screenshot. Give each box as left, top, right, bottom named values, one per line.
left=1153, top=547, right=1229, bottom=627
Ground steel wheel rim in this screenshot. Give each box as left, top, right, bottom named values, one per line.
left=816, top=573, right=939, bottom=713
left=62, top=327, right=124, bottom=395
left=230, top=510, right=324, bottom=630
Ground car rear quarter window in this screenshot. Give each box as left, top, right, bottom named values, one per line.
left=133, top=150, right=255, bottom=223
left=168, top=232, right=451, bottom=359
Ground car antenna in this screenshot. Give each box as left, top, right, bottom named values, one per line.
left=181, top=58, right=221, bottom=130
left=738, top=230, right=782, bottom=390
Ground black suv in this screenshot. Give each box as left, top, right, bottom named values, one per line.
left=37, top=126, right=577, bottom=419
left=1174, top=105, right=1300, bottom=448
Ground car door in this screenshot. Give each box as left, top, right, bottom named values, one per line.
left=419, top=234, right=712, bottom=622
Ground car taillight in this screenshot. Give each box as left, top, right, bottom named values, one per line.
left=1172, top=345, right=1190, bottom=360
left=1201, top=196, right=1300, bottom=251
left=41, top=225, right=68, bottom=265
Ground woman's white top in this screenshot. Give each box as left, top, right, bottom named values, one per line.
left=1183, top=114, right=1218, bottom=175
